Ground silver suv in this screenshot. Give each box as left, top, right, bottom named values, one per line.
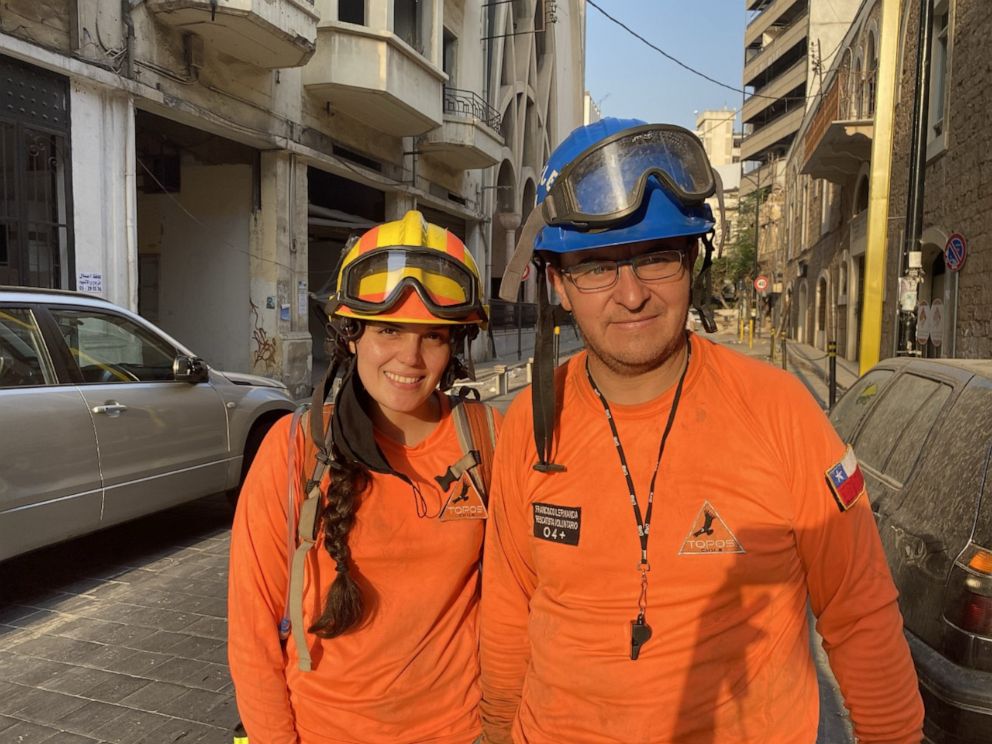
left=0, top=287, right=296, bottom=561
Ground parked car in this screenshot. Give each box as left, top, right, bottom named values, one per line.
left=829, top=357, right=992, bottom=744
left=0, top=287, right=296, bottom=562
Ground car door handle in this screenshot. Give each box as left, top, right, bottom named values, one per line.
left=92, top=402, right=128, bottom=416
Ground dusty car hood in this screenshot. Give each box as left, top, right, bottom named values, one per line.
left=218, top=370, right=288, bottom=390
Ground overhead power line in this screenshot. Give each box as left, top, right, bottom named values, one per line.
left=587, top=0, right=853, bottom=105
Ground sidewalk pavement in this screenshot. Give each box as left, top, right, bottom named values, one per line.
left=711, top=326, right=862, bottom=411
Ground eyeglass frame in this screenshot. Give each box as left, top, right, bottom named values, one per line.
left=556, top=247, right=690, bottom=293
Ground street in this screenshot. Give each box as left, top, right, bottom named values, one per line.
left=0, top=329, right=859, bottom=744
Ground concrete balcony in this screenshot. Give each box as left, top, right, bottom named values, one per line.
left=745, top=0, right=804, bottom=47
left=743, top=11, right=808, bottom=87
left=303, top=22, right=444, bottom=137
left=801, top=120, right=873, bottom=183
left=741, top=107, right=804, bottom=161
left=147, top=0, right=318, bottom=69
left=742, top=58, right=806, bottom=124
left=418, top=88, right=505, bottom=169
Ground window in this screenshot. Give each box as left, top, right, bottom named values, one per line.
left=0, top=307, right=55, bottom=387
left=864, top=33, right=878, bottom=117
left=0, top=55, right=72, bottom=289
left=854, top=373, right=951, bottom=484
left=928, top=0, right=950, bottom=153
left=394, top=0, right=423, bottom=54
left=339, top=0, right=365, bottom=24
left=443, top=27, right=457, bottom=85
left=52, top=309, right=177, bottom=383
left=830, top=368, right=894, bottom=442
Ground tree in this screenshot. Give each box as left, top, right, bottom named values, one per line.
left=710, top=191, right=759, bottom=301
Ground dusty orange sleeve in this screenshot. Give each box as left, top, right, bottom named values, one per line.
left=781, top=381, right=924, bottom=743
left=228, top=414, right=300, bottom=744
left=480, top=394, right=537, bottom=744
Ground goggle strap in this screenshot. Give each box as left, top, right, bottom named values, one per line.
left=499, top=207, right=547, bottom=302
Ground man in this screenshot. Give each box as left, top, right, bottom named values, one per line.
left=480, top=119, right=923, bottom=743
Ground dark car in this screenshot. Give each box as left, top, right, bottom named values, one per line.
left=0, top=287, right=296, bottom=562
left=829, top=358, right=992, bottom=744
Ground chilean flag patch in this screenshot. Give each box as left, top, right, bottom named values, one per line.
left=825, top=445, right=866, bottom=512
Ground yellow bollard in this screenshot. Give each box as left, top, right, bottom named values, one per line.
left=748, top=318, right=755, bottom=350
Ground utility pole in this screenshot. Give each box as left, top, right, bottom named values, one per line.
left=897, top=0, right=935, bottom=356
left=858, top=0, right=901, bottom=374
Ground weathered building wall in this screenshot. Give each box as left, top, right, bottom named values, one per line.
left=885, top=0, right=992, bottom=359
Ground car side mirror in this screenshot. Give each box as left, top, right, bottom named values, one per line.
left=173, top=354, right=209, bottom=384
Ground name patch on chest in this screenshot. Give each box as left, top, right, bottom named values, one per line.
left=532, top=502, right=581, bottom=546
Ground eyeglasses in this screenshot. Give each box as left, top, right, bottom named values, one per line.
left=559, top=249, right=686, bottom=292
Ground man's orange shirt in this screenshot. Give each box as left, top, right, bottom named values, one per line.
left=229, top=396, right=497, bottom=744
left=481, top=337, right=923, bottom=744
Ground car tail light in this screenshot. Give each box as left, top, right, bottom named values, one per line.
left=943, top=543, right=992, bottom=637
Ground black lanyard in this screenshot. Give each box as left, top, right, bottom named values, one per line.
left=584, top=337, right=691, bottom=659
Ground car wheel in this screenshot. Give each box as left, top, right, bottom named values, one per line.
left=228, top=414, right=286, bottom=508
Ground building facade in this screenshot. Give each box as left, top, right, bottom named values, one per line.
left=0, top=0, right=584, bottom=396
left=778, top=0, right=990, bottom=363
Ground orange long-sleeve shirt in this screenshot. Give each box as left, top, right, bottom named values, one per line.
left=229, top=396, right=499, bottom=744
left=481, top=338, right=923, bottom=744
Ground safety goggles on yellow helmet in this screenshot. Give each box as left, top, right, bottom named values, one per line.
left=336, top=247, right=484, bottom=323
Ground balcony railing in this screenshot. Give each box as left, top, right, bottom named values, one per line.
left=443, top=87, right=501, bottom=132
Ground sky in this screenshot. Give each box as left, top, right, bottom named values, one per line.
left=584, top=1, right=747, bottom=132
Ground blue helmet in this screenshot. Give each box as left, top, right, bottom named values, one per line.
left=535, top=118, right=716, bottom=254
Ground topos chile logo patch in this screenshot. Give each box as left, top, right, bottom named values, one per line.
left=679, top=501, right=745, bottom=555
left=438, top=474, right=488, bottom=522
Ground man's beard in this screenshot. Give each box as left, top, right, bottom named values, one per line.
left=575, top=309, right=689, bottom=377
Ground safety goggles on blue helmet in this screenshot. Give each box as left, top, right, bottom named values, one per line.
left=542, top=124, right=715, bottom=229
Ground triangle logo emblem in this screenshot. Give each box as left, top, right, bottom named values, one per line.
left=439, top=474, right=489, bottom=522
left=678, top=501, right=745, bottom=555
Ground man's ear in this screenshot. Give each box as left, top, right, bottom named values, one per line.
left=548, top=264, right=573, bottom=312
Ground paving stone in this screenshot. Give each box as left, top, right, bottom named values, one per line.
left=9, top=688, right=88, bottom=724
left=0, top=681, right=31, bottom=714
left=55, top=699, right=128, bottom=737
left=9, top=635, right=105, bottom=665
left=122, top=605, right=199, bottom=633
left=143, top=656, right=210, bottom=685
left=82, top=643, right=139, bottom=673
left=1, top=657, right=75, bottom=688
left=85, top=671, right=153, bottom=704
left=0, top=714, right=18, bottom=732
left=57, top=618, right=158, bottom=648
left=153, top=687, right=227, bottom=722
left=97, top=648, right=172, bottom=676
left=184, top=596, right=228, bottom=619
left=38, top=664, right=114, bottom=697
left=0, top=605, right=44, bottom=625
left=133, top=719, right=228, bottom=744
left=118, top=680, right=188, bottom=713
left=123, top=630, right=188, bottom=655
left=168, top=635, right=225, bottom=663
left=42, top=732, right=102, bottom=744
left=88, top=708, right=173, bottom=744
left=182, top=616, right=226, bottom=641
left=0, top=718, right=60, bottom=743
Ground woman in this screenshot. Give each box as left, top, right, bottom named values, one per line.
left=228, top=211, right=499, bottom=744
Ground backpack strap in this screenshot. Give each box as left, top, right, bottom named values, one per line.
left=449, top=396, right=498, bottom=504
left=278, top=403, right=311, bottom=641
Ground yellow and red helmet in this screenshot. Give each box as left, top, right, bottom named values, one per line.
left=331, top=211, right=487, bottom=327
